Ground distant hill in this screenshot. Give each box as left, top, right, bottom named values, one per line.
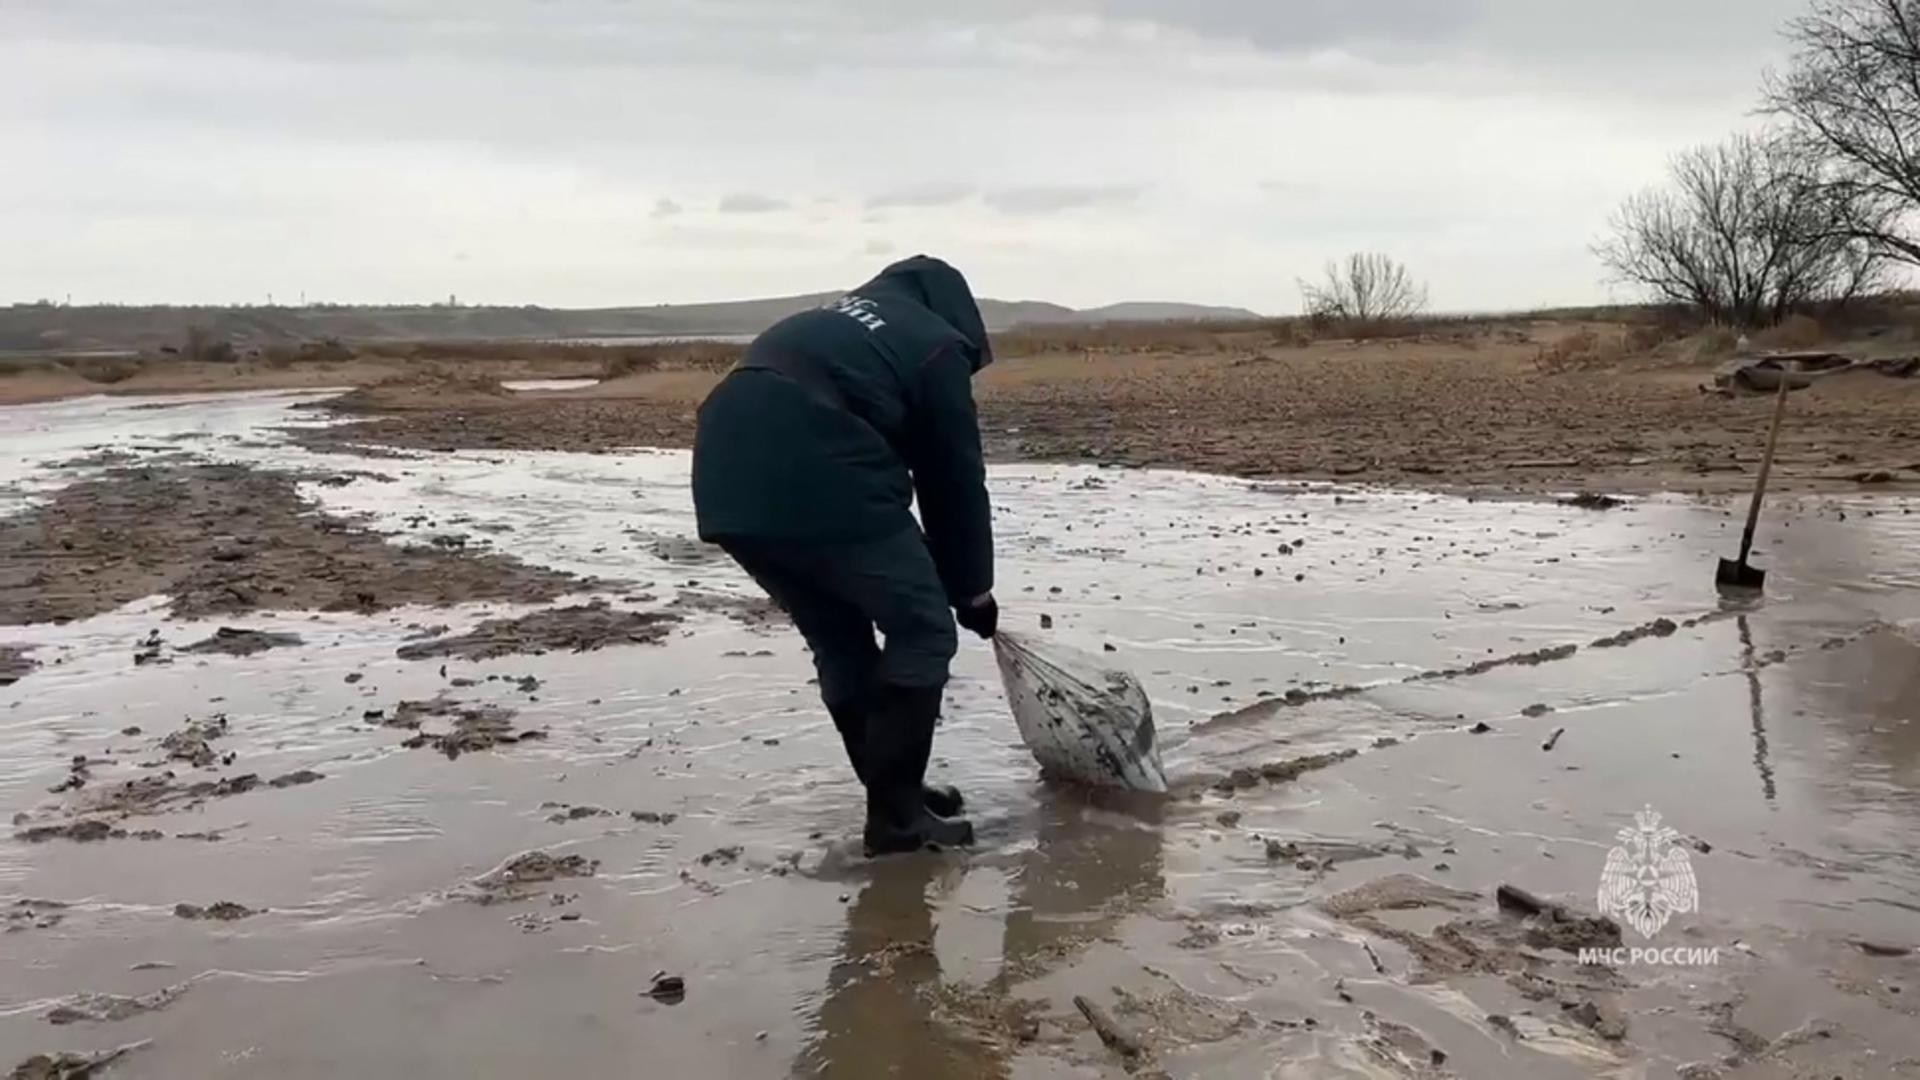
left=1075, top=302, right=1262, bottom=323
left=0, top=295, right=1264, bottom=352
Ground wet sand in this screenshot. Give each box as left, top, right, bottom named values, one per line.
left=3, top=390, right=1920, bottom=1078
left=292, top=334, right=1920, bottom=497
left=0, top=463, right=589, bottom=625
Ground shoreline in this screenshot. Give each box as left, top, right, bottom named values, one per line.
left=7, top=326, right=1918, bottom=500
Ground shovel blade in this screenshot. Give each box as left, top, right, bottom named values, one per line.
left=1715, top=557, right=1766, bottom=590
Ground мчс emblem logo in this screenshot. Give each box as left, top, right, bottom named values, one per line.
left=1597, top=806, right=1699, bottom=938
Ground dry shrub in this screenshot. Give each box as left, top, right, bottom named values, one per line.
left=602, top=351, right=660, bottom=379
left=325, top=364, right=508, bottom=412
left=598, top=340, right=741, bottom=374
left=304, top=339, right=355, bottom=364
left=1690, top=326, right=1740, bottom=361
left=993, top=320, right=1243, bottom=356
left=1626, top=322, right=1681, bottom=353
left=662, top=342, right=743, bottom=372
left=257, top=339, right=353, bottom=370
left=1533, top=328, right=1609, bottom=372
left=1753, top=313, right=1826, bottom=350
left=65, top=356, right=145, bottom=384
left=1267, top=320, right=1315, bottom=348
left=1305, top=312, right=1492, bottom=343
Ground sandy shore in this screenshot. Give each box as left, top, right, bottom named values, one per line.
left=272, top=329, right=1920, bottom=497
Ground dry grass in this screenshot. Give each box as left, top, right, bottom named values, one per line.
left=360, top=339, right=743, bottom=372
left=1753, top=313, right=1827, bottom=351
left=1690, top=325, right=1741, bottom=361
left=64, top=356, right=146, bottom=384
left=259, top=339, right=356, bottom=369
left=994, top=320, right=1246, bottom=356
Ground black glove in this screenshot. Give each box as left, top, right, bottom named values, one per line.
left=954, top=594, right=998, bottom=639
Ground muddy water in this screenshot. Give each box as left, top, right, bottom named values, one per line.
left=3, top=391, right=1919, bottom=1078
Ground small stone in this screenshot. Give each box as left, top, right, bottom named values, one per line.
left=1469, top=721, right=1492, bottom=734
left=647, top=973, right=686, bottom=1005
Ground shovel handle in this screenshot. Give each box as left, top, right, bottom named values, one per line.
left=1737, top=377, right=1791, bottom=564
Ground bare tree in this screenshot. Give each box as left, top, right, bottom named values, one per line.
left=1300, top=253, right=1428, bottom=323
left=1764, top=0, right=1920, bottom=266
left=1595, top=133, right=1887, bottom=327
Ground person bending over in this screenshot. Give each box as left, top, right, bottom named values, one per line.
left=691, top=255, right=998, bottom=855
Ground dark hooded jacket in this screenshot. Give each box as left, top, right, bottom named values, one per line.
left=691, top=256, right=994, bottom=604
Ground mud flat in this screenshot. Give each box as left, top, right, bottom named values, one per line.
left=290, top=332, right=1920, bottom=497
left=2, top=389, right=1919, bottom=1077
left=0, top=463, right=590, bottom=624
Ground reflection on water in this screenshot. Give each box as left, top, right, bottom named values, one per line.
left=799, top=856, right=996, bottom=1079
left=798, top=787, right=1166, bottom=1078
left=1737, top=615, right=1778, bottom=803
left=997, top=788, right=1167, bottom=982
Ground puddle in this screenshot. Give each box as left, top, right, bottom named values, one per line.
left=2, top=390, right=1919, bottom=1077
left=502, top=379, right=602, bottom=392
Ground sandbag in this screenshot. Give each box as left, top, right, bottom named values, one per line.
left=993, top=631, right=1168, bottom=793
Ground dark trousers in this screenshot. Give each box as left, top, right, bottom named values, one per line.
left=720, top=526, right=958, bottom=711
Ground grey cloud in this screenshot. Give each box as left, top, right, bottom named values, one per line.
left=718, top=193, right=790, bottom=214
left=1097, top=0, right=1805, bottom=67
left=1101, top=0, right=1472, bottom=53
left=984, top=185, right=1142, bottom=215
left=10, top=0, right=1813, bottom=85
left=0, top=0, right=1817, bottom=312
left=865, top=184, right=976, bottom=210
left=864, top=238, right=895, bottom=256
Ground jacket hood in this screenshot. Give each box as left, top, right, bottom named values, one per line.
left=861, top=255, right=994, bottom=371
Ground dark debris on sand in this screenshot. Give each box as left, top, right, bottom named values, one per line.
left=395, top=601, right=678, bottom=661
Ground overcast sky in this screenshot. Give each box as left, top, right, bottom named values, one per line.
left=2, top=0, right=1811, bottom=312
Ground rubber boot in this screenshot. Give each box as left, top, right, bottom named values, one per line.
left=828, top=699, right=964, bottom=817
left=861, top=683, right=974, bottom=856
